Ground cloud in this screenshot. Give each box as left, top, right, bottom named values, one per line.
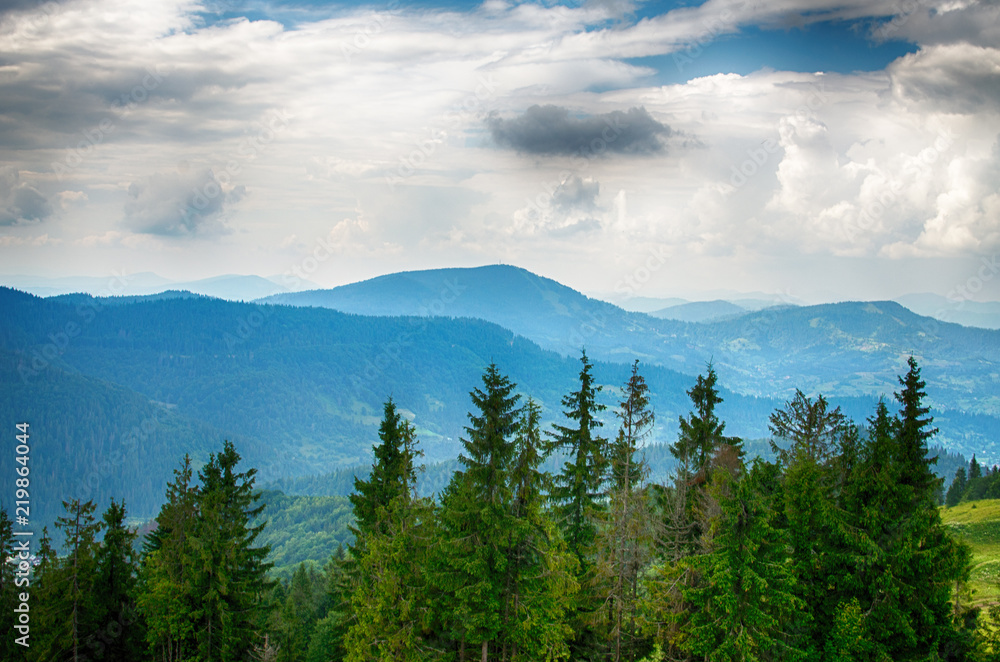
left=123, top=169, right=244, bottom=237
left=487, top=105, right=671, bottom=156
left=890, top=44, right=1000, bottom=114
left=553, top=174, right=600, bottom=211
left=0, top=167, right=54, bottom=225
left=510, top=174, right=604, bottom=237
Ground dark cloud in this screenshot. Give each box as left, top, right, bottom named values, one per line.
left=487, top=105, right=671, bottom=156
left=0, top=0, right=63, bottom=14
left=123, top=169, right=243, bottom=237
left=0, top=167, right=53, bottom=225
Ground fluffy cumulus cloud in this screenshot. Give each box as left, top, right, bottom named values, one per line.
left=0, top=0, right=999, bottom=297
left=0, top=167, right=53, bottom=225
left=487, top=105, right=671, bottom=156
left=889, top=44, right=1000, bottom=114
left=123, top=169, right=245, bottom=237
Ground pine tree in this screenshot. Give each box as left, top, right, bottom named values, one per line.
left=550, top=350, right=608, bottom=569
left=437, top=362, right=521, bottom=662
left=93, top=498, right=144, bottom=661
left=895, top=356, right=940, bottom=506
left=770, top=390, right=850, bottom=656
left=594, top=361, right=656, bottom=662
left=139, top=455, right=199, bottom=662
left=190, top=441, right=274, bottom=662
left=946, top=467, right=968, bottom=508
left=50, top=499, right=102, bottom=662
left=682, top=459, right=807, bottom=661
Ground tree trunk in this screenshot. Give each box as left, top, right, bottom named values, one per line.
left=482, top=639, right=489, bottom=662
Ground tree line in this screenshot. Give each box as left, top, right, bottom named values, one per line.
left=0, top=354, right=992, bottom=661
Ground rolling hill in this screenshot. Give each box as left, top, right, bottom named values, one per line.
left=261, top=265, right=1000, bottom=418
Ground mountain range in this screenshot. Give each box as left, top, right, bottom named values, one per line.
left=1, top=265, right=998, bottom=533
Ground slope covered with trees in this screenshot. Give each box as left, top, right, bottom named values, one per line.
left=9, top=356, right=989, bottom=661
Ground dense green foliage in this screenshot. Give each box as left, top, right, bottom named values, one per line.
left=6, top=355, right=991, bottom=662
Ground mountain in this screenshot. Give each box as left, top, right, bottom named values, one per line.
left=4, top=269, right=999, bottom=534
left=260, top=265, right=1000, bottom=417
left=0, top=273, right=318, bottom=301
left=1, top=285, right=787, bottom=531
left=648, top=300, right=748, bottom=323
left=895, top=293, right=1000, bottom=330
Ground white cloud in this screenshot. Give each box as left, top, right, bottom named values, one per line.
left=0, top=0, right=999, bottom=297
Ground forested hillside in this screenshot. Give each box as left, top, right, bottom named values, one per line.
left=3, top=356, right=991, bottom=661
left=264, top=265, right=1000, bottom=417
left=2, top=283, right=995, bottom=537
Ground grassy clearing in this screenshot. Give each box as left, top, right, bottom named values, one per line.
left=942, top=499, right=1000, bottom=606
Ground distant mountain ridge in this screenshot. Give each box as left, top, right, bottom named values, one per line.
left=261, top=265, right=1000, bottom=417
left=2, top=282, right=998, bottom=537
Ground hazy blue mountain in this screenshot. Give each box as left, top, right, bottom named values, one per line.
left=169, top=274, right=292, bottom=301
left=649, top=300, right=748, bottom=322
left=895, top=293, right=1000, bottom=330
left=3, top=278, right=999, bottom=535
left=260, top=265, right=1000, bottom=418
left=1, top=272, right=171, bottom=297
left=604, top=295, right=688, bottom=313
left=0, top=272, right=319, bottom=301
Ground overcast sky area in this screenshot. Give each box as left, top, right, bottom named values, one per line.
left=0, top=0, right=998, bottom=303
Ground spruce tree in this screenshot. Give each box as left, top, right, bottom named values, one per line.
left=51, top=499, right=102, bottom=662
left=895, top=356, right=940, bottom=506
left=682, top=459, right=806, bottom=661
left=501, top=399, right=577, bottom=662
left=139, top=455, right=199, bottom=662
left=550, top=350, right=608, bottom=569
left=946, top=467, right=968, bottom=507
left=190, top=441, right=273, bottom=662
left=93, top=498, right=144, bottom=661
left=670, top=362, right=737, bottom=479
left=345, top=404, right=437, bottom=662
left=350, top=398, right=417, bottom=541
left=594, top=361, right=656, bottom=662
left=437, top=362, right=521, bottom=661
left=770, top=390, right=850, bottom=656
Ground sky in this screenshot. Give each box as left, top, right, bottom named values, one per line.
left=0, top=0, right=998, bottom=304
